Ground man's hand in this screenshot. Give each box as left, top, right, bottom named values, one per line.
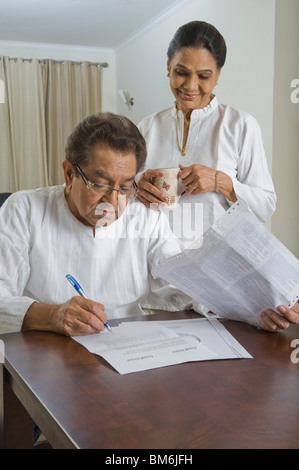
left=22, top=296, right=108, bottom=336
left=260, top=304, right=299, bottom=332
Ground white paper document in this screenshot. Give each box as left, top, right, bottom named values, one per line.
left=154, top=202, right=299, bottom=326
left=73, top=318, right=251, bottom=374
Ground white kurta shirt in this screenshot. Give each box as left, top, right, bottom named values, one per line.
left=0, top=186, right=195, bottom=334
left=138, top=96, right=276, bottom=245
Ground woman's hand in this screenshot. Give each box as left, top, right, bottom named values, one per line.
left=179, top=164, right=237, bottom=202
left=260, top=304, right=299, bottom=332
left=136, top=169, right=168, bottom=209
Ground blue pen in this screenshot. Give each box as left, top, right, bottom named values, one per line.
left=66, top=274, right=112, bottom=333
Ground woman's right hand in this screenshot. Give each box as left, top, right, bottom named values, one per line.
left=136, top=170, right=168, bottom=209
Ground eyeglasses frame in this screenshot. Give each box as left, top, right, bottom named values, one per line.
left=74, top=164, right=138, bottom=197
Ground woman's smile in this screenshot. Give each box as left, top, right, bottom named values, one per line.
left=179, top=90, right=201, bottom=100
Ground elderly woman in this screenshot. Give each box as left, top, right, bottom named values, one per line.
left=0, top=113, right=296, bottom=335
left=137, top=20, right=276, bottom=243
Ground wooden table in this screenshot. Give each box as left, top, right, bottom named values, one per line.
left=1, top=310, right=299, bottom=450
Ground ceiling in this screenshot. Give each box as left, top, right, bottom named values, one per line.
left=0, top=0, right=187, bottom=50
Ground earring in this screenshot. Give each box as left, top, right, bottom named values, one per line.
left=167, top=72, right=170, bottom=77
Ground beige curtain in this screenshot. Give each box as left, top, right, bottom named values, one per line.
left=0, top=56, right=103, bottom=191
left=46, top=60, right=73, bottom=186
left=0, top=57, right=14, bottom=191
left=46, top=60, right=102, bottom=185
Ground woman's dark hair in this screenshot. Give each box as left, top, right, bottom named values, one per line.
left=167, top=20, right=227, bottom=69
left=65, top=112, right=147, bottom=174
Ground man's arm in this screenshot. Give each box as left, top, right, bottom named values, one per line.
left=22, top=296, right=108, bottom=336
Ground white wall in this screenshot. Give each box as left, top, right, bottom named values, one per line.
left=0, top=40, right=116, bottom=113
left=116, top=0, right=276, bottom=177
left=272, top=0, right=299, bottom=257
left=1, top=0, right=297, bottom=255
left=0, top=0, right=277, bottom=183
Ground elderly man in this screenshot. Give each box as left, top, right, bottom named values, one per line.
left=0, top=113, right=297, bottom=335
left=0, top=113, right=195, bottom=336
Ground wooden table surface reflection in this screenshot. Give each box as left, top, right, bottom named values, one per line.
left=1, top=310, right=299, bottom=449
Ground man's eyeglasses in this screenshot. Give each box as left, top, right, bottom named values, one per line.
left=75, top=164, right=138, bottom=198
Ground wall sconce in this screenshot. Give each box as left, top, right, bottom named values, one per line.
left=0, top=79, right=5, bottom=103
left=118, top=89, right=134, bottom=109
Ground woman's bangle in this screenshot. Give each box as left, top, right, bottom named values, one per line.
left=215, top=170, right=220, bottom=193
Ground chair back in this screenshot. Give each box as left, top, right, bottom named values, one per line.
left=0, top=193, right=12, bottom=207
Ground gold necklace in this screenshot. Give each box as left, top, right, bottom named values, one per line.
left=176, top=106, right=186, bottom=156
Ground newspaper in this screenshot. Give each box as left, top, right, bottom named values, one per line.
left=154, top=202, right=299, bottom=326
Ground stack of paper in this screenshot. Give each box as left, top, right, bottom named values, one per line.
left=73, top=318, right=251, bottom=374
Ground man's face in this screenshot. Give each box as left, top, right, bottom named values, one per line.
left=63, top=145, right=137, bottom=228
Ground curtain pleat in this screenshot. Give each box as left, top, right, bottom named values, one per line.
left=0, top=57, right=14, bottom=191
left=0, top=56, right=103, bottom=191
left=46, top=60, right=73, bottom=186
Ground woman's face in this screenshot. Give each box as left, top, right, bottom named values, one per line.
left=63, top=145, right=137, bottom=229
left=167, top=47, right=221, bottom=112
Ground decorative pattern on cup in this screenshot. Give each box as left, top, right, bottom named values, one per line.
left=154, top=168, right=180, bottom=208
